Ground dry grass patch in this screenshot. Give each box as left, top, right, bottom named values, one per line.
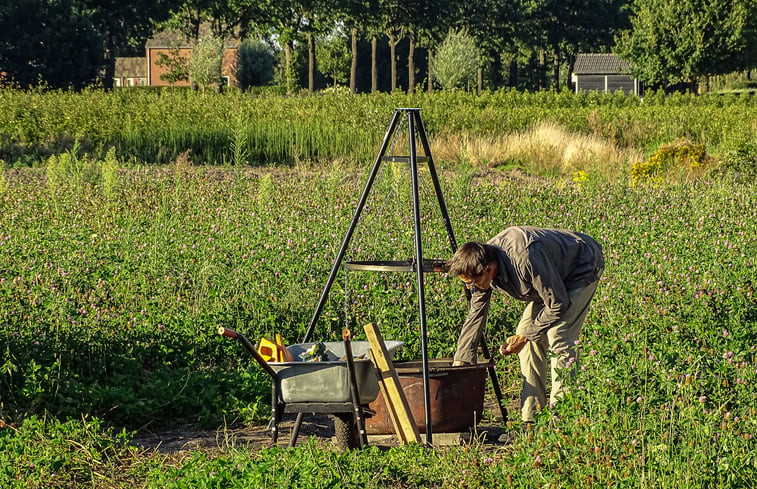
left=432, top=122, right=643, bottom=180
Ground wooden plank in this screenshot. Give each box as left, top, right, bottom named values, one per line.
left=363, top=322, right=421, bottom=444
left=368, top=355, right=408, bottom=443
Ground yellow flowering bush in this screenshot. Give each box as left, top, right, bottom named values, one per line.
left=630, top=138, right=711, bottom=186
left=572, top=170, right=589, bottom=187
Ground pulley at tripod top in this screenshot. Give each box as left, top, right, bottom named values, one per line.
left=343, top=259, right=449, bottom=273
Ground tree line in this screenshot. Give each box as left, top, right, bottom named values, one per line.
left=0, top=0, right=755, bottom=93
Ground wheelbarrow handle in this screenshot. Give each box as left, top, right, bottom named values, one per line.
left=217, top=327, right=278, bottom=379
left=218, top=327, right=239, bottom=339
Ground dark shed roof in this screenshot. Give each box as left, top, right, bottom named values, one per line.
left=114, top=57, right=146, bottom=77
left=573, top=54, right=631, bottom=75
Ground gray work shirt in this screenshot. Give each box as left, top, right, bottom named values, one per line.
left=464, top=226, right=604, bottom=341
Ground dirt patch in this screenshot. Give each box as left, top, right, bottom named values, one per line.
left=133, top=413, right=336, bottom=454
left=132, top=395, right=519, bottom=455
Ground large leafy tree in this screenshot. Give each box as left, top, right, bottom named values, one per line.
left=401, top=0, right=440, bottom=94
left=268, top=2, right=305, bottom=93
left=0, top=0, right=175, bottom=89
left=300, top=0, right=334, bottom=93
left=519, top=0, right=627, bottom=90
left=453, top=0, right=517, bottom=92
left=316, top=27, right=350, bottom=91
left=616, top=0, right=757, bottom=90
left=84, top=0, right=180, bottom=88
left=260, top=0, right=329, bottom=94
left=0, top=0, right=101, bottom=88
left=162, top=0, right=279, bottom=88
left=373, top=0, right=442, bottom=94
left=163, top=0, right=275, bottom=40
left=379, top=0, right=407, bottom=92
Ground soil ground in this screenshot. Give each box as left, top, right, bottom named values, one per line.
left=132, top=394, right=521, bottom=455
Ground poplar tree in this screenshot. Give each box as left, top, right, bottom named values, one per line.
left=616, top=0, right=757, bottom=90
left=432, top=28, right=480, bottom=90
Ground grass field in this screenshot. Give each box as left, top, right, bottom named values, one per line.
left=1, top=158, right=755, bottom=487
left=1, top=90, right=756, bottom=487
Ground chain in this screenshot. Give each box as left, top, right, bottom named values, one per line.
left=387, top=112, right=405, bottom=157
left=343, top=266, right=350, bottom=331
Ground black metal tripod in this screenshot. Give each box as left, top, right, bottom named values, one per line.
left=301, top=108, right=507, bottom=444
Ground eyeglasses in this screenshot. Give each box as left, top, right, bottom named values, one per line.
left=460, top=266, right=493, bottom=289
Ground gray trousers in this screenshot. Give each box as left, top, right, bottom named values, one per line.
left=515, top=279, right=600, bottom=422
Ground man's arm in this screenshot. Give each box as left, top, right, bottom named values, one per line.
left=453, top=287, right=492, bottom=364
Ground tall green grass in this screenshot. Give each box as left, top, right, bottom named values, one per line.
left=1, top=88, right=756, bottom=168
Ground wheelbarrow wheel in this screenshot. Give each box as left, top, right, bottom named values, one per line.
left=333, top=413, right=359, bottom=450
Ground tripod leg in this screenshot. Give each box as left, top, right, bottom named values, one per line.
left=413, top=110, right=458, bottom=253
left=480, top=336, right=508, bottom=422
left=302, top=110, right=403, bottom=343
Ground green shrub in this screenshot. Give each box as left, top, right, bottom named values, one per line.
left=719, top=140, right=757, bottom=181
left=191, top=36, right=224, bottom=92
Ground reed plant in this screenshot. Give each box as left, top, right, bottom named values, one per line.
left=1, top=87, right=755, bottom=181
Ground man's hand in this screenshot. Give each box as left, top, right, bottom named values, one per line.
left=500, top=335, right=528, bottom=356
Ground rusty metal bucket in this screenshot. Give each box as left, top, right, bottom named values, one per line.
left=365, top=358, right=491, bottom=434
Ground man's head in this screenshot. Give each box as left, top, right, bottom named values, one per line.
left=446, top=241, right=499, bottom=290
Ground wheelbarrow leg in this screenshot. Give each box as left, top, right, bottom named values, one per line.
left=288, top=412, right=305, bottom=448
left=270, top=381, right=282, bottom=444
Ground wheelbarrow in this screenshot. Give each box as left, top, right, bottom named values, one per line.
left=218, top=327, right=403, bottom=449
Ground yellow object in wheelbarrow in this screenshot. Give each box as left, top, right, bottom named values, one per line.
left=258, top=334, right=295, bottom=362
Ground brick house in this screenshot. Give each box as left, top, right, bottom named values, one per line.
left=113, top=57, right=147, bottom=86
left=113, top=28, right=240, bottom=88
left=571, top=53, right=642, bottom=96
